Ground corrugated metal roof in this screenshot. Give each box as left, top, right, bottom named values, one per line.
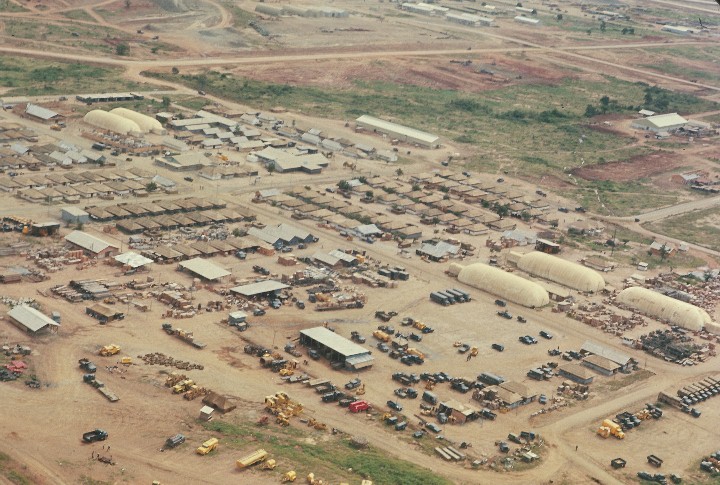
left=25, top=103, right=59, bottom=120
left=581, top=340, right=631, bottom=366
left=301, top=326, right=370, bottom=358
left=356, top=115, right=439, bottom=145
left=114, top=251, right=153, bottom=268
left=230, top=280, right=289, bottom=296
left=179, top=257, right=230, bottom=280
left=8, top=305, right=59, bottom=332
left=65, top=230, right=117, bottom=253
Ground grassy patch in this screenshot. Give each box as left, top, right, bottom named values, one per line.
left=222, top=2, right=256, bottom=25
left=640, top=60, right=720, bottom=83
left=61, top=9, right=94, bottom=21
left=202, top=419, right=452, bottom=484
left=168, top=95, right=214, bottom=112
left=2, top=19, right=132, bottom=54
left=569, top=181, right=681, bottom=217
left=0, top=451, right=35, bottom=485
left=646, top=207, right=720, bottom=252
left=0, top=56, right=145, bottom=96
left=597, top=369, right=655, bottom=392
left=0, top=0, right=27, bottom=12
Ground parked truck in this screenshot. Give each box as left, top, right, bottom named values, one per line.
left=164, top=434, right=186, bottom=449
left=196, top=438, right=219, bottom=455
left=78, top=358, right=97, bottom=373
left=162, top=323, right=206, bottom=349
left=430, top=292, right=450, bottom=306
left=236, top=449, right=269, bottom=469
left=82, top=429, right=108, bottom=443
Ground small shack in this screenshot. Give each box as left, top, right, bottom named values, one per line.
left=199, top=405, right=214, bottom=421
left=85, top=304, right=125, bottom=324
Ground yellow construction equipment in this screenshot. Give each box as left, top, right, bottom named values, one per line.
left=236, top=449, right=269, bottom=469
left=261, top=459, right=277, bottom=470
left=407, top=348, right=425, bottom=360
left=600, top=419, right=625, bottom=439
left=279, top=368, right=294, bottom=377
left=355, top=383, right=365, bottom=395
left=282, top=470, right=297, bottom=482
left=372, top=330, right=391, bottom=342
left=381, top=412, right=392, bottom=421
left=307, top=472, right=324, bottom=484
left=120, top=357, right=132, bottom=365
left=596, top=426, right=611, bottom=439
left=196, top=438, right=219, bottom=455
left=413, top=321, right=427, bottom=331
left=307, top=418, right=327, bottom=430
left=99, top=344, right=121, bottom=356
left=470, top=347, right=479, bottom=357
left=425, top=381, right=435, bottom=390
left=173, top=379, right=195, bottom=394
left=277, top=414, right=290, bottom=426
left=453, top=341, right=463, bottom=347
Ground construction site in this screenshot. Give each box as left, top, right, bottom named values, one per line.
left=0, top=0, right=719, bottom=484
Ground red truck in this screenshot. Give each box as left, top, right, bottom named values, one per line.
left=349, top=400, right=370, bottom=413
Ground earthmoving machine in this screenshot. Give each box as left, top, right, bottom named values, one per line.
left=183, top=386, right=209, bottom=400
left=236, top=449, right=269, bottom=469
left=597, top=419, right=625, bottom=439
left=172, top=379, right=195, bottom=394
left=261, top=459, right=277, bottom=470
left=469, top=347, right=479, bottom=357
left=162, top=323, right=206, bottom=349
left=307, top=472, right=324, bottom=484
left=355, top=383, right=366, bottom=396
left=196, top=438, right=219, bottom=455
left=99, top=344, right=120, bottom=356
left=282, top=471, right=297, bottom=482
left=165, top=373, right=188, bottom=387
left=307, top=418, right=327, bottom=430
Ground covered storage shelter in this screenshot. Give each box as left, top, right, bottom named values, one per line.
left=517, top=251, right=605, bottom=292
left=449, top=262, right=549, bottom=308
left=616, top=286, right=712, bottom=331
left=300, top=326, right=374, bottom=370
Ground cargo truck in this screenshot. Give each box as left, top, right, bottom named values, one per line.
left=236, top=449, right=269, bottom=469
left=430, top=292, right=450, bottom=306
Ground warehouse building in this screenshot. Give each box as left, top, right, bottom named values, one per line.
left=517, top=251, right=605, bottom=292
left=662, top=25, right=695, bottom=35
left=86, top=303, right=125, bottom=324
left=24, top=104, right=63, bottom=124
left=76, top=92, right=143, bottom=103
left=631, top=113, right=688, bottom=132
left=114, top=251, right=153, bottom=270
left=61, top=207, right=90, bottom=225
left=178, top=257, right=230, bottom=281
left=616, top=286, right=712, bottom=331
left=300, top=326, right=374, bottom=370
left=110, top=108, right=166, bottom=135
left=449, top=262, right=549, bottom=307
left=355, top=115, right=440, bottom=148
left=248, top=223, right=316, bottom=247
left=230, top=280, right=290, bottom=299
left=65, top=230, right=119, bottom=258
left=83, top=110, right=142, bottom=136
left=514, top=16, right=540, bottom=25
left=7, top=305, right=60, bottom=334
left=557, top=363, right=594, bottom=385
left=446, top=12, right=494, bottom=26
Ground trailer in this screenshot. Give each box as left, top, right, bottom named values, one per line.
left=236, top=449, right=269, bottom=469
left=430, top=292, right=450, bottom=306
left=444, top=289, right=465, bottom=303
left=452, top=288, right=471, bottom=302
left=98, top=386, right=120, bottom=402
left=647, top=455, right=663, bottom=467
left=436, top=291, right=456, bottom=304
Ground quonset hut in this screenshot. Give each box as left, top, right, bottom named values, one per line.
left=449, top=262, right=549, bottom=308
left=517, top=252, right=605, bottom=292
left=616, top=286, right=712, bottom=332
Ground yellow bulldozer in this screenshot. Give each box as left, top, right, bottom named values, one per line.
left=165, top=373, right=188, bottom=387
left=282, top=471, right=297, bottom=482
left=307, top=472, right=324, bottom=484
left=99, top=344, right=121, bottom=356
left=173, top=379, right=195, bottom=394
left=355, top=383, right=365, bottom=396
left=261, top=459, right=277, bottom=470
left=307, top=418, right=327, bottom=431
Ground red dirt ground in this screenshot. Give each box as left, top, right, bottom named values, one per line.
left=227, top=55, right=573, bottom=93
left=571, top=150, right=683, bottom=182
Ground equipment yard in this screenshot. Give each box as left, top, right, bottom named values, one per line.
left=0, top=0, right=719, bottom=484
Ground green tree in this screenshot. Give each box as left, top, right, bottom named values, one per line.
left=116, top=43, right=130, bottom=56
left=146, top=182, right=158, bottom=192
left=267, top=163, right=275, bottom=173
left=171, top=67, right=179, bottom=75
left=365, top=190, right=374, bottom=199
left=521, top=211, right=531, bottom=222
left=337, top=180, right=351, bottom=191
left=600, top=20, right=606, bottom=32
left=161, top=96, right=171, bottom=110
left=586, top=29, right=592, bottom=35
left=395, top=168, right=404, bottom=177
left=556, top=13, right=563, bottom=20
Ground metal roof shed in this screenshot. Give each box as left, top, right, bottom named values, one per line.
left=230, top=280, right=289, bottom=297
left=178, top=257, right=231, bottom=281
left=355, top=115, right=440, bottom=148
left=8, top=305, right=60, bottom=334
left=300, top=326, right=374, bottom=369
left=115, top=251, right=153, bottom=268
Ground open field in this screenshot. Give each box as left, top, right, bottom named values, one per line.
left=0, top=56, right=148, bottom=95
left=646, top=207, right=720, bottom=252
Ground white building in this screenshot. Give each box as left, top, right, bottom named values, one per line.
left=631, top=113, right=688, bottom=132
